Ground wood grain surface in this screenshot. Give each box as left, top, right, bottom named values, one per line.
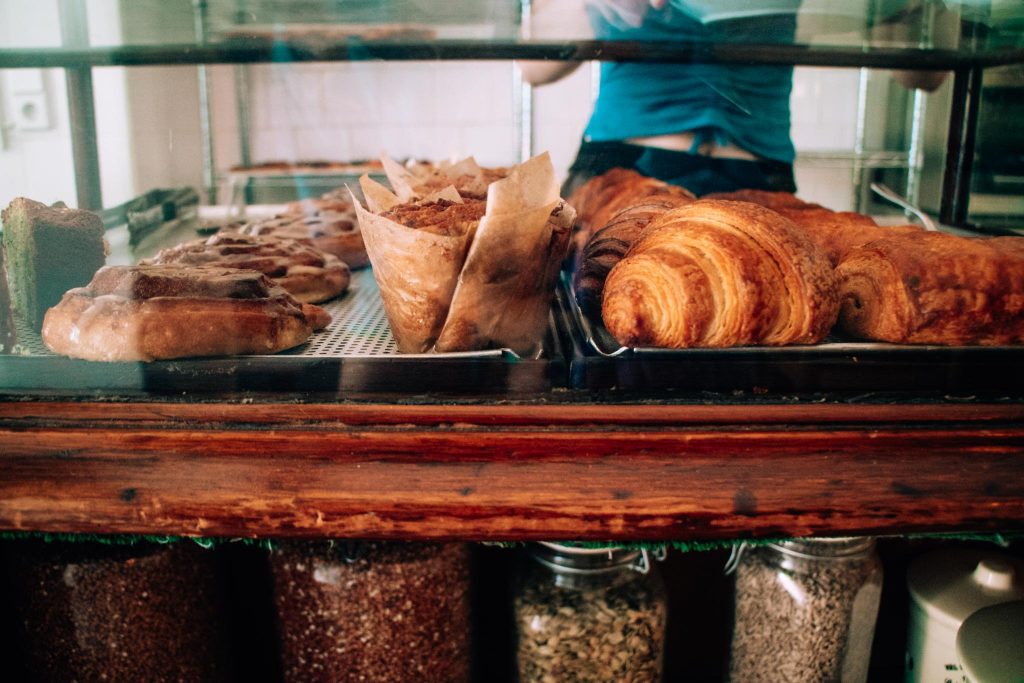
left=1, top=401, right=1022, bottom=541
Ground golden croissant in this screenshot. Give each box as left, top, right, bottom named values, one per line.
left=602, top=199, right=839, bottom=348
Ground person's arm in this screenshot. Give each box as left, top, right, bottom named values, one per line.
left=873, top=1, right=961, bottom=93
left=517, top=0, right=665, bottom=87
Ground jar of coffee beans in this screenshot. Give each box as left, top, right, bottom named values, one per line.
left=269, top=541, right=471, bottom=683
left=514, top=543, right=668, bottom=683
left=728, top=537, right=883, bottom=683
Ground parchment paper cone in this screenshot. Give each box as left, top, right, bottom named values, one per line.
left=382, top=154, right=491, bottom=201
left=351, top=179, right=473, bottom=353
left=434, top=153, right=575, bottom=354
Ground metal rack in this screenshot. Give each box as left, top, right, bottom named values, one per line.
left=3, top=3, right=1023, bottom=226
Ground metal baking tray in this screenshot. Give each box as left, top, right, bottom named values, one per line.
left=0, top=269, right=566, bottom=399
left=558, top=274, right=1024, bottom=396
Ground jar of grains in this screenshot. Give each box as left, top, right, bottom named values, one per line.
left=269, top=541, right=471, bottom=683
left=728, top=537, right=883, bottom=683
left=514, top=542, right=668, bottom=683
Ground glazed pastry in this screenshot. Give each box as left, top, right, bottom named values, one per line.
left=836, top=231, right=1024, bottom=345
left=143, top=233, right=350, bottom=304
left=602, top=199, right=838, bottom=348
left=572, top=193, right=694, bottom=317
left=42, top=264, right=329, bottom=361
left=240, top=209, right=369, bottom=270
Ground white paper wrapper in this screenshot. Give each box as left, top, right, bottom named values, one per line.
left=354, top=152, right=573, bottom=355
left=435, top=153, right=573, bottom=354
left=350, top=185, right=473, bottom=353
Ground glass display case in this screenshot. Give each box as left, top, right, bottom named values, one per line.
left=0, top=0, right=1022, bottom=549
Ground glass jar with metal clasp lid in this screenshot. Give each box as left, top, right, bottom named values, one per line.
left=513, top=542, right=668, bottom=683
left=728, top=537, right=884, bottom=683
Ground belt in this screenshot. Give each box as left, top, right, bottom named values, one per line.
left=625, top=133, right=762, bottom=162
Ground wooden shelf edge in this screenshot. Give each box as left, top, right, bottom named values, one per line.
left=1, top=411, right=1022, bottom=541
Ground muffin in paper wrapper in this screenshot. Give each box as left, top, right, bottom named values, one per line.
left=353, top=152, right=575, bottom=354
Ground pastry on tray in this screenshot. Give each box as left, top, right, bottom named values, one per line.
left=143, top=233, right=349, bottom=304
left=354, top=152, right=575, bottom=354
left=1, top=197, right=106, bottom=331
left=42, top=264, right=330, bottom=361
left=602, top=199, right=838, bottom=348
left=568, top=168, right=696, bottom=247
left=239, top=208, right=369, bottom=270
left=705, top=189, right=927, bottom=266
left=573, top=193, right=695, bottom=318
left=837, top=231, right=1024, bottom=345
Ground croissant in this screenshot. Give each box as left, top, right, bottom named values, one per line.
left=602, top=200, right=838, bottom=348
left=573, top=193, right=694, bottom=317
left=836, top=231, right=1024, bottom=345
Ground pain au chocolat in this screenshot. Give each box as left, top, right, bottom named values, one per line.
left=837, top=231, right=1024, bottom=345
left=602, top=199, right=838, bottom=348
left=42, top=264, right=330, bottom=361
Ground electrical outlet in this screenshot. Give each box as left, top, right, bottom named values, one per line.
left=11, top=92, right=52, bottom=131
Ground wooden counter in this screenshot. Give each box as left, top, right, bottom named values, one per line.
left=2, top=400, right=1022, bottom=541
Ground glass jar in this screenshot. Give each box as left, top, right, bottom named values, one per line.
left=514, top=542, right=668, bottom=683
left=1, top=539, right=231, bottom=682
left=728, top=537, right=884, bottom=683
left=269, top=540, right=471, bottom=683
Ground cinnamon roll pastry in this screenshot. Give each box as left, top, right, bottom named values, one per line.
left=143, top=233, right=350, bottom=304
left=42, top=264, right=329, bottom=361
left=836, top=231, right=1024, bottom=345
left=573, top=193, right=695, bottom=317
left=602, top=200, right=838, bottom=348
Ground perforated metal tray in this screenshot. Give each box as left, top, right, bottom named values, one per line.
left=558, top=273, right=1024, bottom=396
left=0, top=269, right=563, bottom=398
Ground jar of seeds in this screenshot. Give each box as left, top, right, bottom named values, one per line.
left=728, top=537, right=883, bottom=683
left=514, top=542, right=668, bottom=683
left=269, top=541, right=471, bottom=683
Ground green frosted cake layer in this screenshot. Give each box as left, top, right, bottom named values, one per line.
left=1, top=198, right=105, bottom=332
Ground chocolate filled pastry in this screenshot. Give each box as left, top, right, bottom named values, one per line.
left=568, top=168, right=695, bottom=245
left=701, top=189, right=927, bottom=266
left=239, top=209, right=369, bottom=270
left=836, top=231, right=1024, bottom=345
left=602, top=199, right=838, bottom=348
left=355, top=152, right=575, bottom=354
left=42, top=264, right=330, bottom=361
left=143, top=233, right=349, bottom=303
left=573, top=193, right=695, bottom=318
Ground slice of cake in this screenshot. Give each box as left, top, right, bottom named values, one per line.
left=0, top=246, right=15, bottom=353
left=1, top=198, right=106, bottom=331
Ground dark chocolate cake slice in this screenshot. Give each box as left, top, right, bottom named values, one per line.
left=0, top=245, right=15, bottom=353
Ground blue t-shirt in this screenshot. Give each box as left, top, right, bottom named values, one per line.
left=584, top=4, right=798, bottom=163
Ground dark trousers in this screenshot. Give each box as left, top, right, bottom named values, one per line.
left=563, top=139, right=797, bottom=198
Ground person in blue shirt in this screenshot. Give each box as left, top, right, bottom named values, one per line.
left=520, top=0, right=951, bottom=198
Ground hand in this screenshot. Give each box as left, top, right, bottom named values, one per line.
left=585, top=0, right=667, bottom=29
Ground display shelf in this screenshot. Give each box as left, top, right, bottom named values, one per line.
left=0, top=400, right=1022, bottom=541
left=2, top=39, right=1023, bottom=70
